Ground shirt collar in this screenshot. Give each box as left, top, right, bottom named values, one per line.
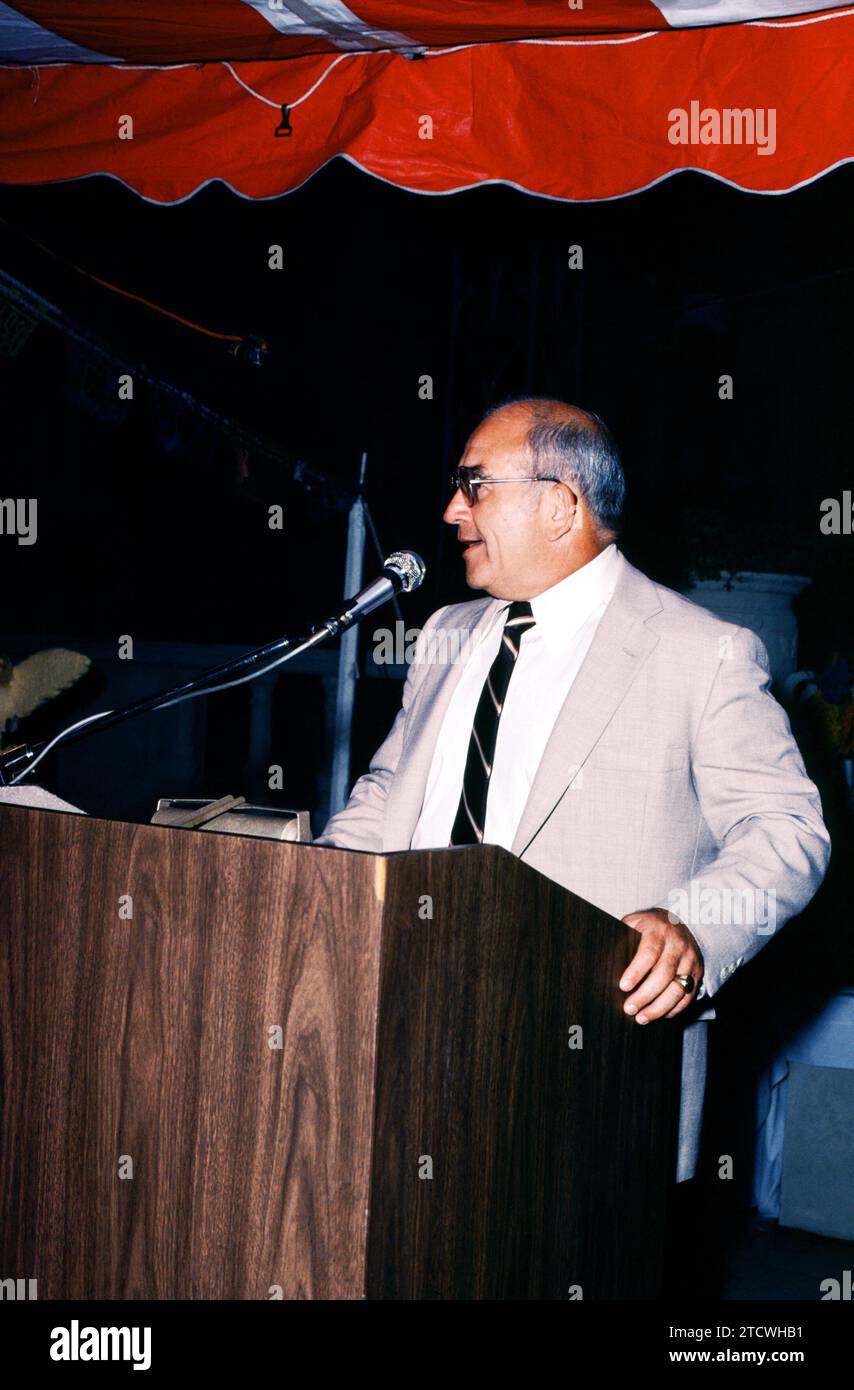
left=503, top=544, right=621, bottom=661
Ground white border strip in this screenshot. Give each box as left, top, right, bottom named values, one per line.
left=28, top=152, right=854, bottom=208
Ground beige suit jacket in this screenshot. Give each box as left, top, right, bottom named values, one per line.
left=315, top=551, right=830, bottom=1181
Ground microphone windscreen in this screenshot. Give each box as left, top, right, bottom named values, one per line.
left=384, top=551, right=426, bottom=593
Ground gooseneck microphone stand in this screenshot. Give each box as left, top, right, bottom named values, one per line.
left=0, top=550, right=425, bottom=789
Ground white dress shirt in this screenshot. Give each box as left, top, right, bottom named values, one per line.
left=411, top=543, right=621, bottom=850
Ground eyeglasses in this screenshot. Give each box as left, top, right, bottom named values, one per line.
left=450, top=466, right=561, bottom=506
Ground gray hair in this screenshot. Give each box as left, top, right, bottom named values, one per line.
left=483, top=397, right=625, bottom=538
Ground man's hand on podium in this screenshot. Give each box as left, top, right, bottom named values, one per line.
left=618, top=908, right=705, bottom=1025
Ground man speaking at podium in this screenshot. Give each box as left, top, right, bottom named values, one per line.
left=315, top=397, right=829, bottom=1191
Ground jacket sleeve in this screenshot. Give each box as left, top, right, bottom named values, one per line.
left=658, top=625, right=831, bottom=1001
left=312, top=606, right=448, bottom=852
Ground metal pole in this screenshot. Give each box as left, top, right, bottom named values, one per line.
left=328, top=454, right=368, bottom=815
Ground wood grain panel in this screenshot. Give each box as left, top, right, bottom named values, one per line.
left=366, top=845, right=680, bottom=1299
left=0, top=807, right=382, bottom=1299
left=1, top=808, right=679, bottom=1299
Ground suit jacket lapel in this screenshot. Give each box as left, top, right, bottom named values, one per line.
left=510, top=555, right=662, bottom=857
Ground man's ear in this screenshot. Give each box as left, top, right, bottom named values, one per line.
left=548, top=481, right=578, bottom=538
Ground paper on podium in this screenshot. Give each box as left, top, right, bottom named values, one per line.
left=0, top=785, right=86, bottom=814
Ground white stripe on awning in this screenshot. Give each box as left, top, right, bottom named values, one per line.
left=0, top=1, right=114, bottom=62
left=653, top=0, right=850, bottom=25
left=241, top=0, right=418, bottom=51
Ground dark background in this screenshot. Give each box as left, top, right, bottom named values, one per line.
left=2, top=160, right=852, bottom=628
left=1, top=158, right=853, bottom=1293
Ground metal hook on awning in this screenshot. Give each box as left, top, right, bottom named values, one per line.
left=275, top=105, right=292, bottom=137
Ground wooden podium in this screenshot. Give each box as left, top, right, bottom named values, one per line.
left=0, top=804, right=680, bottom=1300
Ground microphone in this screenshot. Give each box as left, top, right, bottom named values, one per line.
left=319, top=550, right=426, bottom=636
left=0, top=551, right=426, bottom=787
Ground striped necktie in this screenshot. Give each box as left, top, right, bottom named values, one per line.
left=450, top=599, right=536, bottom=846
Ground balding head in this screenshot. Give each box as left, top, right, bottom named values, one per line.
left=445, top=397, right=625, bottom=599
left=480, top=397, right=624, bottom=540
left=485, top=397, right=593, bottom=435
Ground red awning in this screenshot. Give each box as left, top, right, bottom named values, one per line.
left=0, top=2, right=851, bottom=202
